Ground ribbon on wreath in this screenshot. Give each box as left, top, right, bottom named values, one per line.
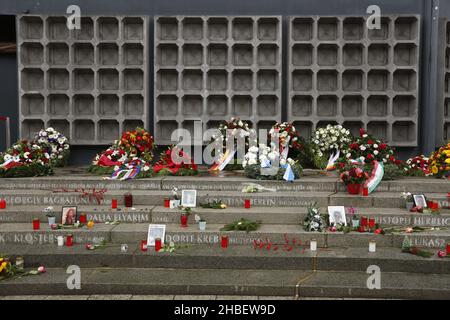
left=153, top=147, right=197, bottom=175
left=97, top=154, right=123, bottom=167
left=209, top=148, right=236, bottom=171
left=0, top=158, right=23, bottom=170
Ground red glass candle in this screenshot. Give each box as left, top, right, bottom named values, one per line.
left=427, top=200, right=433, bottom=208
left=221, top=235, right=229, bottom=249
left=140, top=239, right=148, bottom=252
left=79, top=214, right=87, bottom=224
left=369, top=218, right=375, bottom=228
left=124, top=193, right=133, bottom=208
left=111, top=199, right=118, bottom=209
left=445, top=243, right=450, bottom=255
left=32, top=218, right=40, bottom=230
left=180, top=214, right=188, bottom=227
left=360, top=216, right=368, bottom=227
left=433, top=202, right=439, bottom=210
left=66, top=234, right=73, bottom=247
left=164, top=197, right=170, bottom=208
left=155, top=238, right=162, bottom=252
left=0, top=199, right=6, bottom=209
left=362, top=187, right=369, bottom=197
left=244, top=199, right=251, bottom=209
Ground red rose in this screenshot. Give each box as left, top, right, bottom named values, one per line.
left=367, top=139, right=374, bottom=145
left=367, top=154, right=374, bottom=160
left=379, top=143, right=387, bottom=150
left=359, top=128, right=366, bottom=137
left=389, top=156, right=395, bottom=162
left=350, top=143, right=359, bottom=150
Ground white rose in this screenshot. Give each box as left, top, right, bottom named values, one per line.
left=373, top=144, right=378, bottom=149
left=373, top=150, right=379, bottom=155
left=249, top=146, right=259, bottom=153
left=360, top=146, right=366, bottom=151
left=248, top=159, right=257, bottom=165
left=142, top=165, right=150, bottom=172
left=346, top=153, right=351, bottom=158
left=362, top=134, right=368, bottom=138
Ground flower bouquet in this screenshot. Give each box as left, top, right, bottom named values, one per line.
left=339, top=162, right=369, bottom=194
left=269, top=122, right=303, bottom=155
left=429, top=141, right=450, bottom=178
left=0, top=140, right=53, bottom=178
left=303, top=203, right=327, bottom=232
left=311, top=124, right=352, bottom=169
left=404, top=155, right=431, bottom=176
left=35, top=127, right=70, bottom=167
left=153, top=146, right=198, bottom=176
left=88, top=127, right=155, bottom=178
left=242, top=143, right=302, bottom=180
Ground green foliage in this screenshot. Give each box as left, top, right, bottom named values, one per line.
left=381, top=163, right=405, bottom=181
left=292, top=138, right=317, bottom=169
left=220, top=218, right=261, bottom=233
left=0, top=163, right=53, bottom=178
left=244, top=162, right=302, bottom=180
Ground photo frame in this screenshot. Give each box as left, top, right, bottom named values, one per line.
left=327, top=206, right=347, bottom=226
left=413, top=194, right=427, bottom=208
left=61, top=206, right=77, bottom=225
left=147, top=224, right=166, bottom=246
left=181, top=190, right=197, bottom=208
left=170, top=199, right=180, bottom=209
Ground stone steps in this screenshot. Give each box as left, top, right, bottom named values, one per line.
left=1, top=244, right=449, bottom=274
left=2, top=205, right=450, bottom=227
left=1, top=175, right=449, bottom=193
left=0, top=222, right=448, bottom=249
left=0, top=267, right=449, bottom=299
left=0, top=189, right=447, bottom=208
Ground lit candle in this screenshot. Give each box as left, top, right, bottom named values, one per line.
left=15, top=257, right=24, bottom=271
left=0, top=199, right=6, bottom=209
left=57, top=236, right=64, bottom=246
left=155, top=238, right=162, bottom=252
left=310, top=239, right=317, bottom=251
left=244, top=199, right=251, bottom=209
left=124, top=193, right=133, bottom=208
left=369, top=218, right=375, bottom=228
left=140, top=239, right=148, bottom=252
left=66, top=234, right=73, bottom=247
left=32, top=218, right=40, bottom=230
left=111, top=199, right=118, bottom=209
left=164, top=197, right=170, bottom=208
left=369, top=240, right=376, bottom=253
left=221, top=235, right=229, bottom=249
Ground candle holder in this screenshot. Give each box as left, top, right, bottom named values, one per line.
left=121, top=244, right=128, bottom=253
left=140, top=239, right=148, bottom=252
left=362, top=187, right=369, bottom=196
left=79, top=213, right=87, bottom=224
left=244, top=199, right=251, bottom=209
left=124, top=193, right=133, bottom=208
left=32, top=218, right=40, bottom=230
left=310, top=239, right=317, bottom=252
left=369, top=240, right=376, bottom=253
left=360, top=216, right=368, bottom=227
left=111, top=198, right=118, bottom=209
left=446, top=243, right=450, bottom=255
left=164, top=197, right=170, bottom=208
left=180, top=213, right=188, bottom=228
left=155, top=238, right=162, bottom=252
left=15, top=257, right=24, bottom=271
left=0, top=199, right=6, bottom=209
left=221, top=234, right=229, bottom=249
left=57, top=236, right=64, bottom=247
left=369, top=218, right=375, bottom=229
left=66, top=234, right=73, bottom=247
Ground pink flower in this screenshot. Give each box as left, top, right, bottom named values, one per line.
left=38, top=266, right=46, bottom=273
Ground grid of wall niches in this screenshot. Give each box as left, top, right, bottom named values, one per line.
left=154, top=16, right=282, bottom=144
left=17, top=15, right=148, bottom=145
left=443, top=21, right=450, bottom=143
left=288, top=15, right=420, bottom=146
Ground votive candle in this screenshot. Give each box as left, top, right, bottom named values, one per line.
left=0, top=199, right=6, bottom=209
left=369, top=218, right=375, bottom=228
left=111, top=198, right=118, bottom=209
left=369, top=240, right=376, bottom=253
left=244, top=199, right=251, bottom=209
left=155, top=238, right=162, bottom=252
left=57, top=236, right=64, bottom=247
left=140, top=239, right=148, bottom=252
left=32, top=218, right=40, bottom=230
left=66, top=234, right=73, bottom=247
left=180, top=214, right=188, bottom=227
left=164, top=197, right=170, bottom=208
left=124, top=193, right=133, bottom=208
left=79, top=214, right=87, bottom=224
left=310, top=239, right=317, bottom=251
left=363, top=187, right=369, bottom=196
left=361, top=216, right=368, bottom=227
left=221, top=235, right=229, bottom=249
left=446, top=243, right=450, bottom=255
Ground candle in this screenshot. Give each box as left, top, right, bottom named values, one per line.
left=32, top=218, right=40, bottom=230
left=155, top=238, right=162, bottom=252
left=361, top=216, right=368, bottom=227
left=140, top=239, right=148, bottom=252
left=121, top=244, right=128, bottom=253
left=180, top=213, right=188, bottom=227
left=0, top=199, right=6, bottom=209
left=111, top=199, right=118, bottom=209
left=124, top=193, right=133, bottom=208
left=221, top=235, right=229, bottom=249
left=369, top=240, right=376, bottom=253
left=310, top=239, right=317, bottom=251
left=362, top=187, right=369, bottom=196
left=164, top=197, right=170, bottom=208
left=446, top=243, right=450, bottom=255
left=57, top=236, right=64, bottom=246
left=369, top=218, right=375, bottom=228
left=433, top=201, right=439, bottom=210
left=244, top=199, right=251, bottom=209
left=79, top=214, right=87, bottom=224
left=66, top=234, right=73, bottom=247
left=15, top=257, right=24, bottom=271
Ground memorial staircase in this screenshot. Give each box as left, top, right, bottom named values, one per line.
left=0, top=168, right=449, bottom=299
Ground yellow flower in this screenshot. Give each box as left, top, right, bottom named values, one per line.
left=446, top=158, right=450, bottom=164
left=432, top=166, right=438, bottom=174
left=87, top=220, right=94, bottom=229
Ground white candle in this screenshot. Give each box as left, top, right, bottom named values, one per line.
left=57, top=236, right=64, bottom=247
left=369, top=240, right=376, bottom=253
left=310, top=239, right=317, bottom=251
